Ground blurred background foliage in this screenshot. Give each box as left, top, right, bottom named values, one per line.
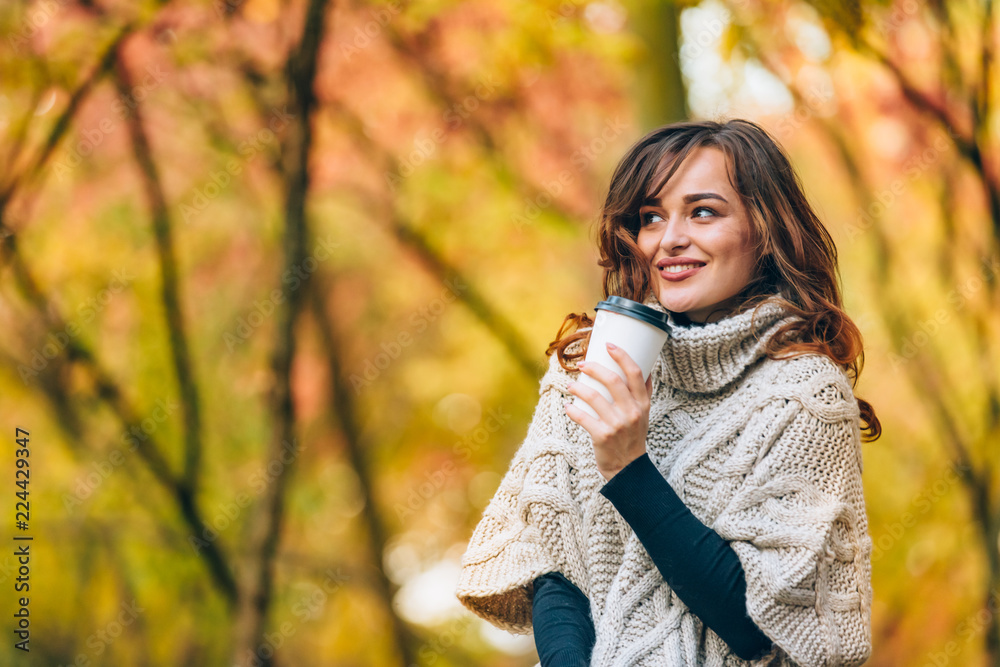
left=0, top=0, right=998, bottom=664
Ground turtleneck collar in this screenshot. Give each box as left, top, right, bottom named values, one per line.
left=641, top=290, right=797, bottom=394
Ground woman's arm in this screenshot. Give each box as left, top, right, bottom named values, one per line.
left=531, top=571, right=595, bottom=667
left=600, top=452, right=774, bottom=661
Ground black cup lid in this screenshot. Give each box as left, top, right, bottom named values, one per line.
left=594, top=296, right=670, bottom=332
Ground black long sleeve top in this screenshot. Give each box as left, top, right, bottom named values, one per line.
left=531, top=452, right=774, bottom=666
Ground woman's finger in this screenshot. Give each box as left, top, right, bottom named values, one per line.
left=577, top=360, right=634, bottom=410
left=564, top=395, right=610, bottom=438
left=566, top=377, right=617, bottom=425
left=605, top=343, right=648, bottom=402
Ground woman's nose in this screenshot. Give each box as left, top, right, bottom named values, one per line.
left=658, top=218, right=690, bottom=251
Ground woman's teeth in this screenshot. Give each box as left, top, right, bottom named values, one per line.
left=664, top=264, right=701, bottom=273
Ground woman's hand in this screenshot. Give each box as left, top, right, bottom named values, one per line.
left=565, top=343, right=653, bottom=481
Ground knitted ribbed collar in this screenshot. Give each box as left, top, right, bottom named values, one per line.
left=641, top=291, right=797, bottom=394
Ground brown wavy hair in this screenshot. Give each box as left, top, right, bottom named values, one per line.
left=547, top=119, right=881, bottom=441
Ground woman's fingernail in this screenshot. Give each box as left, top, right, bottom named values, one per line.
left=577, top=361, right=586, bottom=368
left=607, top=342, right=617, bottom=350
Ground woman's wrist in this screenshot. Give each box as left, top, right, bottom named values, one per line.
left=598, top=450, right=648, bottom=482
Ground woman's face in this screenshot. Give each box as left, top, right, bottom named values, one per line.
left=636, top=147, right=757, bottom=324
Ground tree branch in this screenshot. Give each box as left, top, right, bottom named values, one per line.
left=852, top=37, right=1000, bottom=246
left=0, top=232, right=238, bottom=607
left=113, top=41, right=206, bottom=493
left=309, top=276, right=420, bottom=666
left=0, top=23, right=134, bottom=211
left=327, top=100, right=542, bottom=379
left=380, top=16, right=597, bottom=233
left=229, top=1, right=330, bottom=665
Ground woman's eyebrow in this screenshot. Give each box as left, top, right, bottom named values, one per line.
left=642, top=192, right=730, bottom=207
left=683, top=192, right=729, bottom=204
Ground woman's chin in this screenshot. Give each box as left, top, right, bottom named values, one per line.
left=654, top=294, right=701, bottom=315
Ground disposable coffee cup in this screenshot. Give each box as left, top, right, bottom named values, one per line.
left=571, top=296, right=670, bottom=419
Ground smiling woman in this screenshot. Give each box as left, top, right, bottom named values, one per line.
left=456, top=119, right=880, bottom=667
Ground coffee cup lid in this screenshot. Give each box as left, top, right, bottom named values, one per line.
left=595, top=296, right=670, bottom=332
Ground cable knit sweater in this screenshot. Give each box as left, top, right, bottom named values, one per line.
left=455, top=293, right=873, bottom=666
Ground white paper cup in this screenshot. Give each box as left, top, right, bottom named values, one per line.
left=571, top=296, right=670, bottom=419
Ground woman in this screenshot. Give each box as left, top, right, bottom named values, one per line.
left=455, top=119, right=879, bottom=666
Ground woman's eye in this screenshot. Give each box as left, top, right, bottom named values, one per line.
left=641, top=212, right=663, bottom=226
left=692, top=206, right=717, bottom=219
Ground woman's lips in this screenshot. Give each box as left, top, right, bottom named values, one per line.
left=658, top=264, right=704, bottom=281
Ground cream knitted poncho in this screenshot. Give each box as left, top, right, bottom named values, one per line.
left=455, top=294, right=873, bottom=666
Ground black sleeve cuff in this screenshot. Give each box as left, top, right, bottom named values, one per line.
left=532, top=572, right=595, bottom=667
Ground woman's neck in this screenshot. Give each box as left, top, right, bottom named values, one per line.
left=675, top=306, right=734, bottom=326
